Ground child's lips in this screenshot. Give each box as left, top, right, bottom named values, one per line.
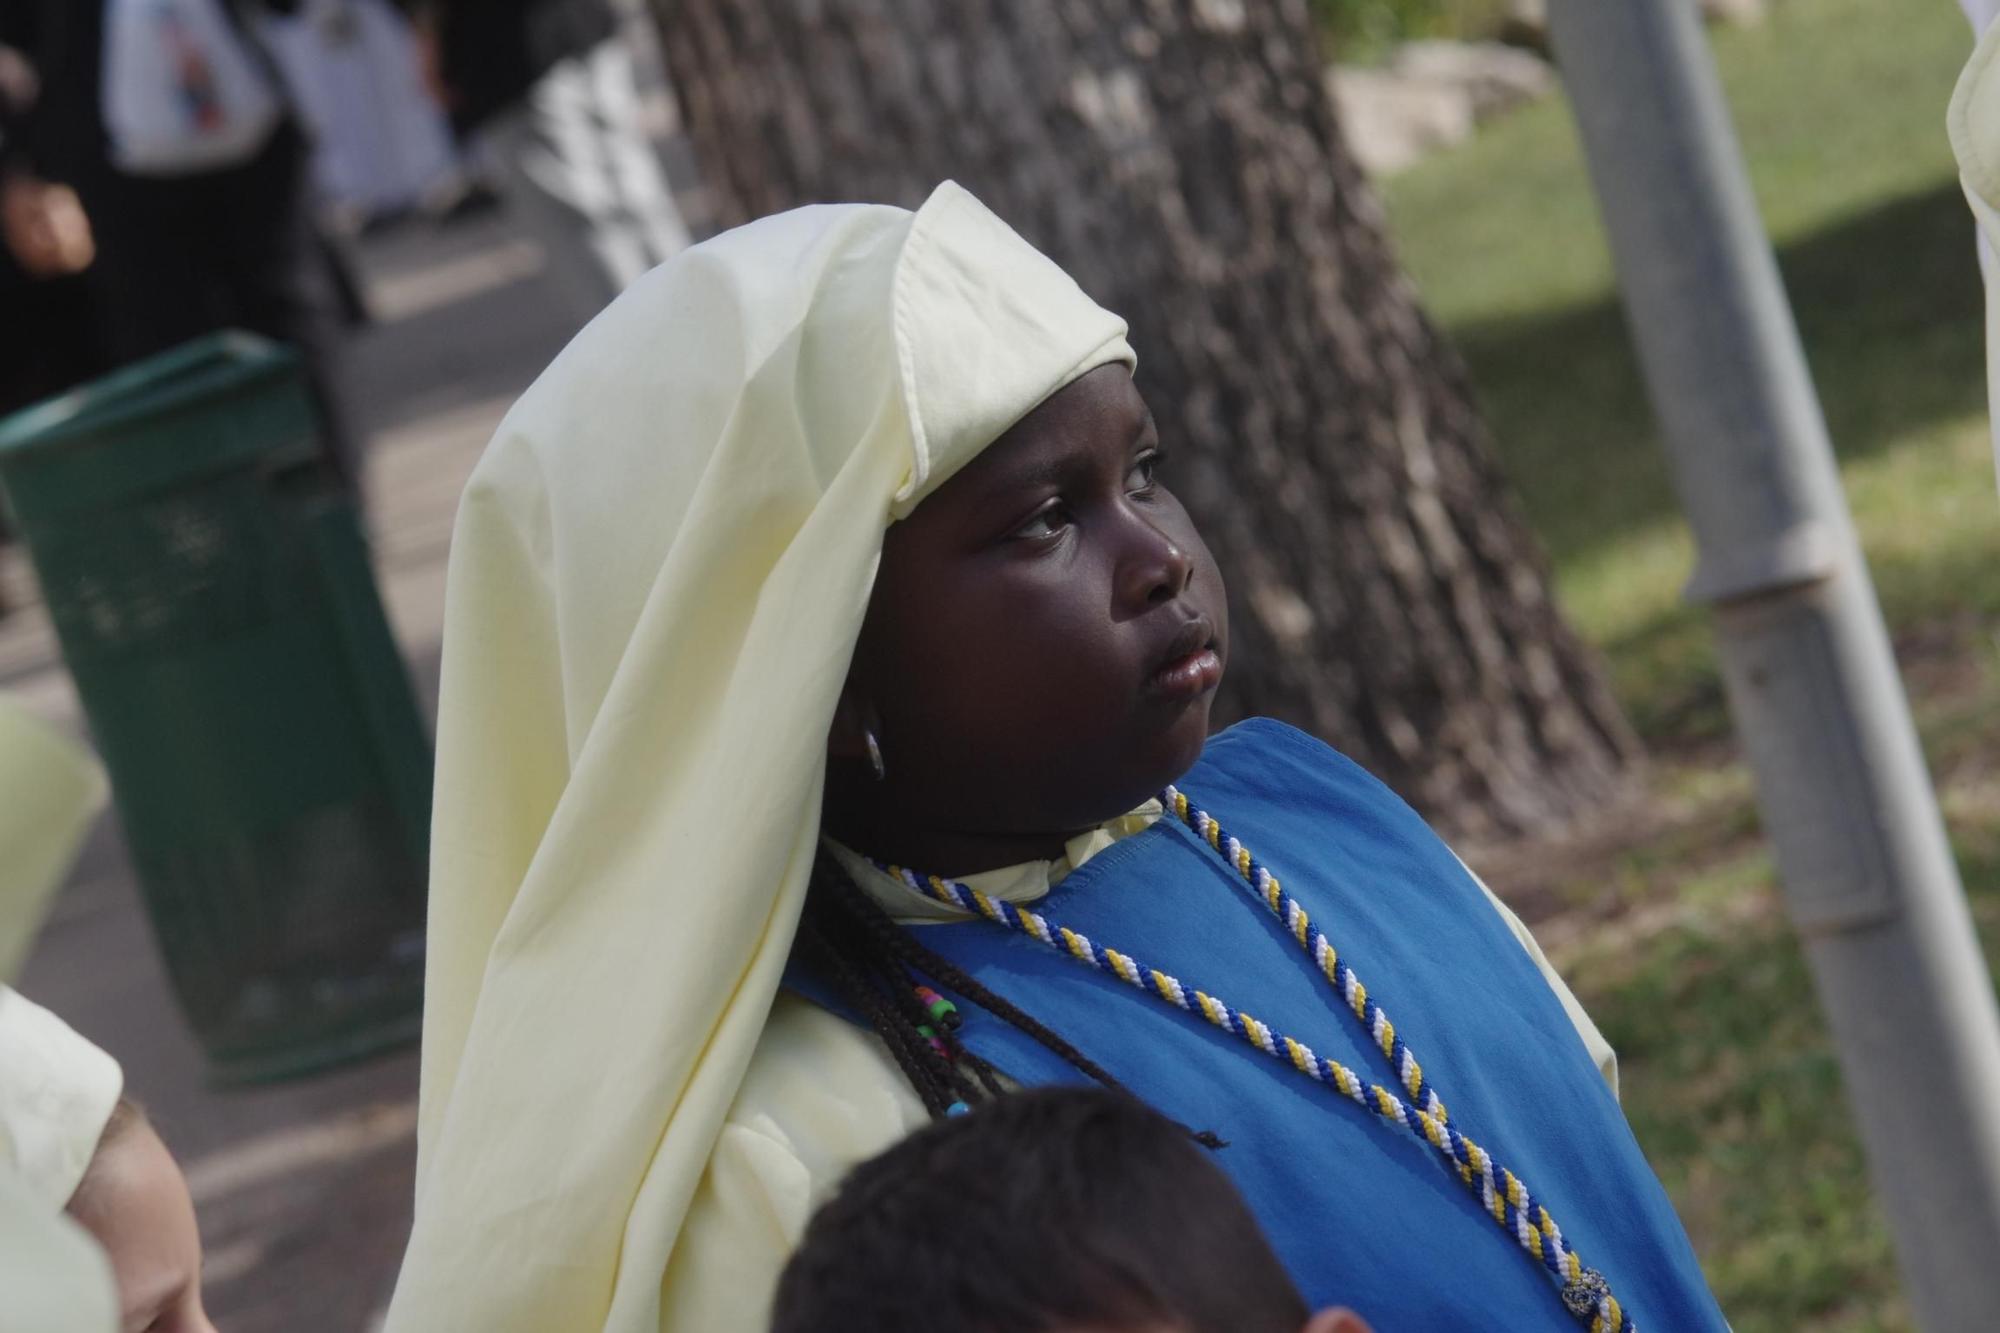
left=1145, top=613, right=1222, bottom=699
left=1148, top=645, right=1223, bottom=699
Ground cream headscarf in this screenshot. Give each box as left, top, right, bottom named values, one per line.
left=386, top=182, right=1133, bottom=1330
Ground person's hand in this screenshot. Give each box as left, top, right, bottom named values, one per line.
left=0, top=45, right=41, bottom=114
left=0, top=174, right=93, bottom=277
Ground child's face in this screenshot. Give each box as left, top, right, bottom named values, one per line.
left=848, top=365, right=1228, bottom=843
left=67, top=1119, right=217, bottom=1333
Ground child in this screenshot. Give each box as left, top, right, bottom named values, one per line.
left=0, top=983, right=122, bottom=1332
left=385, top=181, right=1728, bottom=1332
left=1, top=984, right=214, bottom=1333
left=0, top=700, right=119, bottom=1330
left=771, top=1087, right=1372, bottom=1333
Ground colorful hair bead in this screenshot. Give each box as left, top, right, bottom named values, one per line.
left=914, top=985, right=960, bottom=1028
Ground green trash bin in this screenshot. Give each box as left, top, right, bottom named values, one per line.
left=0, top=332, right=430, bottom=1083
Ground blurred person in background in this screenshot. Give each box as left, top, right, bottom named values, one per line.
left=0, top=148, right=104, bottom=418
left=0, top=33, right=107, bottom=621
left=0, top=988, right=220, bottom=1333
left=64, top=1097, right=221, bottom=1333
left=0, top=988, right=121, bottom=1333
left=3, top=988, right=220, bottom=1333
left=399, top=0, right=691, bottom=327
left=258, top=0, right=463, bottom=233
left=0, top=0, right=364, bottom=494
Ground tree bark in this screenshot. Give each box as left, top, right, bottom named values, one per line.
left=650, top=0, right=1639, bottom=836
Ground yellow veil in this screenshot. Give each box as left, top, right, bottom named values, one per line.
left=385, top=182, right=1133, bottom=1330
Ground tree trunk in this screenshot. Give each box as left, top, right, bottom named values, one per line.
left=649, top=0, right=1639, bottom=836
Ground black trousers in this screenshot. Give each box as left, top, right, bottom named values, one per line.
left=0, top=269, right=108, bottom=419
left=82, top=127, right=361, bottom=492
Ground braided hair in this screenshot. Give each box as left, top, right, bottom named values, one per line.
left=796, top=852, right=1224, bottom=1147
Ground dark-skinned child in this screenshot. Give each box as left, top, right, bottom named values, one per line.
left=384, top=182, right=1730, bottom=1333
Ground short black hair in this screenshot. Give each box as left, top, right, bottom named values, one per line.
left=770, top=1088, right=1307, bottom=1333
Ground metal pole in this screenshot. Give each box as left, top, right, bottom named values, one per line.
left=1544, top=2, right=2000, bottom=1327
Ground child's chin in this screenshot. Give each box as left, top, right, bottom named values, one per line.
left=1144, top=698, right=1218, bottom=785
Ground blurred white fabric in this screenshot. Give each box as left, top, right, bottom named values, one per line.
left=1954, top=5, right=2000, bottom=487
left=1972, top=0, right=1998, bottom=361
left=0, top=988, right=120, bottom=1213
left=261, top=0, right=459, bottom=220
left=0, top=701, right=115, bottom=1331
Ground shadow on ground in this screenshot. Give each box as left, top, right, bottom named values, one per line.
left=1453, top=182, right=1985, bottom=569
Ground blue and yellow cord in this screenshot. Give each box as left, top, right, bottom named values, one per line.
left=880, top=784, right=1634, bottom=1332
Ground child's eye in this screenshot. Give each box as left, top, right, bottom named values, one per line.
left=1011, top=501, right=1072, bottom=541
left=1127, top=449, right=1166, bottom=493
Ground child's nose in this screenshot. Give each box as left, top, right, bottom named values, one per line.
left=1117, top=520, right=1194, bottom=607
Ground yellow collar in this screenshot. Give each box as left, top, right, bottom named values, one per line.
left=824, top=800, right=1162, bottom=925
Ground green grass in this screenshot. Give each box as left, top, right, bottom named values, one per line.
left=1310, top=0, right=1516, bottom=63
left=1382, top=1, right=1998, bottom=1328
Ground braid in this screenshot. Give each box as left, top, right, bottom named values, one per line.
left=873, top=952, right=1010, bottom=1101
left=801, top=853, right=1226, bottom=1149
left=795, top=918, right=959, bottom=1116
left=799, top=859, right=1004, bottom=1115
left=818, top=864, right=1140, bottom=1099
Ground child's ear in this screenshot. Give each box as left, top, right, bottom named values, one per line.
left=1302, top=1309, right=1373, bottom=1333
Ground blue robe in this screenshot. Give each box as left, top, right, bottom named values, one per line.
left=805, top=719, right=1728, bottom=1329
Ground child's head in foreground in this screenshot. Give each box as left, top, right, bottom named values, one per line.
left=67, top=1099, right=217, bottom=1333
left=771, top=1088, right=1371, bottom=1333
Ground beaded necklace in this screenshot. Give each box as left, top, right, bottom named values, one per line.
left=882, top=783, right=1634, bottom=1333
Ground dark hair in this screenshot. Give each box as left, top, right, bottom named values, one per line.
left=798, top=855, right=1109, bottom=1109
left=771, top=1087, right=1306, bottom=1333
left=796, top=854, right=1223, bottom=1146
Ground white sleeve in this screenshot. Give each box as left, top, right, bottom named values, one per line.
left=659, top=993, right=929, bottom=1331
left=0, top=1172, right=117, bottom=1333
left=0, top=988, right=122, bottom=1211
left=1458, top=863, right=1621, bottom=1100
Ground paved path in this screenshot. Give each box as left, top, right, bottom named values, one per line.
left=3, top=207, right=579, bottom=1332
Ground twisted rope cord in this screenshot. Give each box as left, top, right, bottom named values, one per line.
left=882, top=784, right=1633, bottom=1332
left=1162, top=785, right=1447, bottom=1126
